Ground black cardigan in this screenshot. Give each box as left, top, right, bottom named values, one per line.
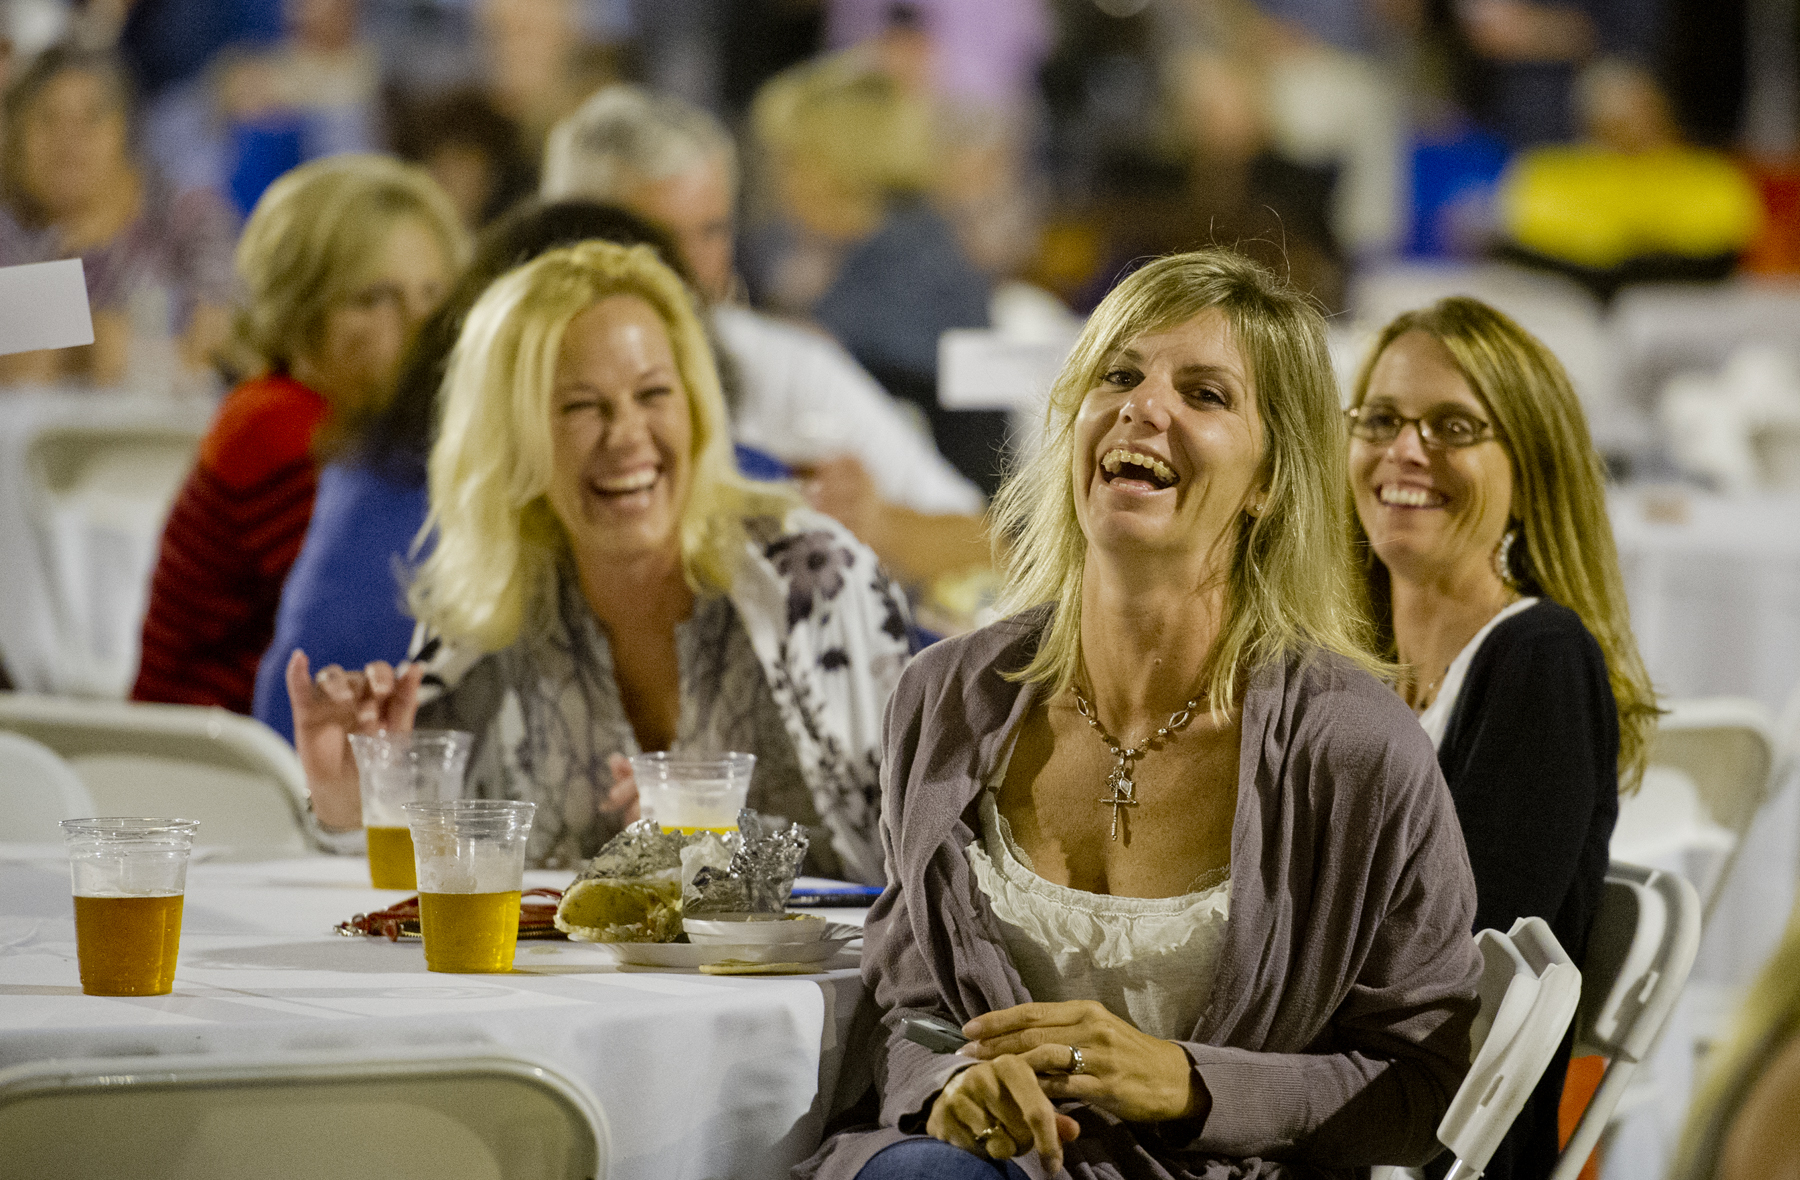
left=1434, top=598, right=1620, bottom=1180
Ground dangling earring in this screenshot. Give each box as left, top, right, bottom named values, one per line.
left=1494, top=525, right=1522, bottom=592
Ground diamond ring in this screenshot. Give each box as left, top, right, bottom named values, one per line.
left=1067, top=1045, right=1087, bottom=1075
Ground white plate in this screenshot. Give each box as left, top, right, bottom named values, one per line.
left=596, top=924, right=859, bottom=969
left=684, top=913, right=829, bottom=945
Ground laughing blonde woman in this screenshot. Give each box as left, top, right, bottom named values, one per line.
left=285, top=241, right=910, bottom=879
left=802, top=250, right=1482, bottom=1180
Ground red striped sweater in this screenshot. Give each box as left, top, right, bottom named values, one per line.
left=132, top=373, right=330, bottom=713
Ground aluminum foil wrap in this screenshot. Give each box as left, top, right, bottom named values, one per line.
left=554, top=813, right=810, bottom=939
left=554, top=820, right=711, bottom=943
left=684, top=810, right=809, bottom=915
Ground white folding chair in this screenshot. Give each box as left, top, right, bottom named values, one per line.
left=0, top=1049, right=609, bottom=1180
left=1775, top=681, right=1800, bottom=805
left=0, top=693, right=317, bottom=859
left=1436, top=917, right=1584, bottom=1180
left=1615, top=697, right=1778, bottom=918
left=24, top=416, right=206, bottom=698
left=1548, top=862, right=1703, bottom=1180
left=0, top=730, right=94, bottom=841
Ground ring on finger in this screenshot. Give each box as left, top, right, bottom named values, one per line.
left=972, top=1125, right=999, bottom=1144
left=1066, top=1045, right=1087, bottom=1075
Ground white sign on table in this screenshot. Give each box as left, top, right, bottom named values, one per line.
left=0, top=260, right=93, bottom=356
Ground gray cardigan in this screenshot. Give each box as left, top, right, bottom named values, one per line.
left=801, top=607, right=1482, bottom=1180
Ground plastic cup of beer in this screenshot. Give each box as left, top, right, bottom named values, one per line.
left=403, top=799, right=535, bottom=973
left=629, top=752, right=755, bottom=833
left=60, top=817, right=200, bottom=996
left=349, top=730, right=473, bottom=890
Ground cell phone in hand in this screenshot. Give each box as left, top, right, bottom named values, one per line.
left=901, top=1014, right=970, bottom=1054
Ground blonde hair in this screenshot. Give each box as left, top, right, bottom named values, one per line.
left=1349, top=297, right=1658, bottom=790
left=994, top=249, right=1383, bottom=709
left=542, top=84, right=738, bottom=203
left=234, top=154, right=468, bottom=378
left=409, top=240, right=796, bottom=651
left=1668, top=895, right=1800, bottom=1180
left=751, top=56, right=933, bottom=196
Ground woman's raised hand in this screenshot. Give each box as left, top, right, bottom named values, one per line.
left=925, top=1053, right=1079, bottom=1171
left=285, top=650, right=423, bottom=832
left=603, top=753, right=642, bottom=825
left=958, top=1000, right=1205, bottom=1126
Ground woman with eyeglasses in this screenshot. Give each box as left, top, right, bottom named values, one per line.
left=1348, top=297, right=1658, bottom=1180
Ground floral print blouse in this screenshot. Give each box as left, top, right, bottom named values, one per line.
left=412, top=510, right=911, bottom=882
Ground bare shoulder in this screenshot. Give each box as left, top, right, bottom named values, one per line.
left=1720, top=1033, right=1800, bottom=1180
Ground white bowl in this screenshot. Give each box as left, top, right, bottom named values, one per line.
left=683, top=913, right=829, bottom=945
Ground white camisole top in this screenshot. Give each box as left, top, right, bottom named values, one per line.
left=966, top=742, right=1231, bottom=1040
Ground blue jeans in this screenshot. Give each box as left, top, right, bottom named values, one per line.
left=855, top=1137, right=1032, bottom=1179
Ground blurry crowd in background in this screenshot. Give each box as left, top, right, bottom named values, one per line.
left=0, top=0, right=1795, bottom=666
left=0, top=0, right=1794, bottom=391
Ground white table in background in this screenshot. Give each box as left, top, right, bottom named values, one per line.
left=1610, top=487, right=1800, bottom=716
left=0, top=850, right=865, bottom=1180
left=1604, top=489, right=1800, bottom=1180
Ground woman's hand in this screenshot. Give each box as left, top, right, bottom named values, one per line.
left=925, top=1054, right=1080, bottom=1171
left=959, top=1000, right=1204, bottom=1125
left=285, top=650, right=423, bottom=832
left=603, top=753, right=642, bottom=825
left=798, top=455, right=884, bottom=544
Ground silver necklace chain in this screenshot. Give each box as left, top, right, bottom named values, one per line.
left=1071, top=682, right=1206, bottom=840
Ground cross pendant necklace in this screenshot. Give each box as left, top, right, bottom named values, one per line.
left=1099, top=759, right=1138, bottom=840
left=1072, top=683, right=1206, bottom=840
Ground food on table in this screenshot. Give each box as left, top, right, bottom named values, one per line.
left=336, top=888, right=564, bottom=941
left=554, top=814, right=811, bottom=942
left=556, top=874, right=685, bottom=943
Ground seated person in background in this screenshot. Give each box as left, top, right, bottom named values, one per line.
left=1497, top=60, right=1764, bottom=300
left=285, top=242, right=911, bottom=879
left=1347, top=297, right=1658, bottom=1180
left=805, top=250, right=1481, bottom=1179
left=0, top=44, right=236, bottom=392
left=1669, top=891, right=1800, bottom=1180
left=252, top=199, right=691, bottom=743
left=390, top=87, right=538, bottom=232
left=133, top=155, right=464, bottom=712
left=542, top=84, right=992, bottom=585
left=139, top=0, right=380, bottom=220
left=749, top=57, right=1006, bottom=498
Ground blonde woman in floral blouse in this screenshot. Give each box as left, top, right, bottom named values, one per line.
left=285, top=241, right=910, bottom=880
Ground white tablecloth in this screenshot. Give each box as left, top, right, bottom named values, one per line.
left=0, top=852, right=865, bottom=1180
left=1608, top=486, right=1800, bottom=986
left=1611, top=487, right=1800, bottom=715
left=1604, top=489, right=1800, bottom=1180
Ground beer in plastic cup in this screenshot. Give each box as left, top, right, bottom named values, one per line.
left=349, top=730, right=472, bottom=890
left=629, top=752, right=755, bottom=833
left=61, top=818, right=200, bottom=996
left=404, top=799, right=535, bottom=973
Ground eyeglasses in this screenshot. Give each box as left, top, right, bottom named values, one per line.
left=1346, top=404, right=1497, bottom=449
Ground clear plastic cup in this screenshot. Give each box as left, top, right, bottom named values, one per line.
left=61, top=817, right=200, bottom=996
left=403, top=799, right=535, bottom=973
left=349, top=730, right=473, bottom=890
left=629, top=752, right=755, bottom=833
